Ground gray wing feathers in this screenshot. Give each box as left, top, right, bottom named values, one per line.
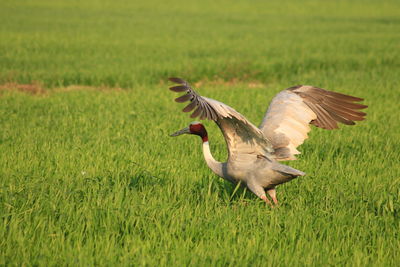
left=260, top=91, right=315, bottom=160
left=169, top=77, right=274, bottom=159
left=260, top=85, right=367, bottom=161
left=217, top=117, right=274, bottom=160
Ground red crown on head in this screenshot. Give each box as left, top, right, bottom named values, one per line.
left=189, top=122, right=208, bottom=142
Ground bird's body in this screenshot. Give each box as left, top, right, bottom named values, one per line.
left=200, top=130, right=304, bottom=204
left=203, top=140, right=302, bottom=187
left=169, top=78, right=367, bottom=205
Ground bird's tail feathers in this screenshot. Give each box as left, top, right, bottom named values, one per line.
left=271, top=163, right=305, bottom=177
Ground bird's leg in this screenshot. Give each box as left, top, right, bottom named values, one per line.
left=247, top=182, right=273, bottom=207
left=267, top=188, right=278, bottom=206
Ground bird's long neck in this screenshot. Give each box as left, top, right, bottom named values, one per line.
left=202, top=140, right=224, bottom=178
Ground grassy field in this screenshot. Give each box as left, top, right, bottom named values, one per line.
left=1, top=0, right=400, bottom=266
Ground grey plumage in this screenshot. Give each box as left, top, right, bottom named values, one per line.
left=169, top=78, right=367, bottom=205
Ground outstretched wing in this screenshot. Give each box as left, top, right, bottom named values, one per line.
left=259, top=85, right=367, bottom=161
left=169, top=77, right=274, bottom=160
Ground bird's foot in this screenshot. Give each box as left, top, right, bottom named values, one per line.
left=260, top=195, right=274, bottom=208
left=267, top=188, right=279, bottom=206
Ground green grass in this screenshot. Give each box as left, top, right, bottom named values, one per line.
left=1, top=0, right=400, bottom=87
left=1, top=0, right=400, bottom=266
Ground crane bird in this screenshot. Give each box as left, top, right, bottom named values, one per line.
left=169, top=77, right=367, bottom=206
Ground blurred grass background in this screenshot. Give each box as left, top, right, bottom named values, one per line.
left=0, top=0, right=400, bottom=266
left=1, top=0, right=399, bottom=87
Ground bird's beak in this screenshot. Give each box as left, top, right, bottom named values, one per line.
left=170, top=127, right=190, bottom=137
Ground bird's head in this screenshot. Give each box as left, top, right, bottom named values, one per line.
left=170, top=121, right=208, bottom=142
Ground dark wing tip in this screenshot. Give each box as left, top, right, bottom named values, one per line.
left=168, top=77, right=187, bottom=85
left=327, top=91, right=364, bottom=102
left=175, top=93, right=192, bottom=103
left=190, top=106, right=202, bottom=118
left=169, top=85, right=189, bottom=92
left=293, top=85, right=367, bottom=129
left=182, top=101, right=197, bottom=113
left=168, top=77, right=219, bottom=121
